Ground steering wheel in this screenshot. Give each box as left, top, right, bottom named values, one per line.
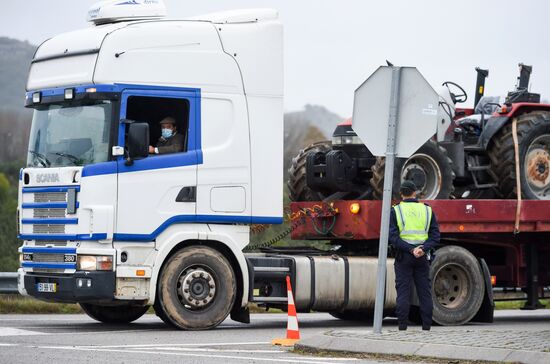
left=442, top=81, right=468, bottom=104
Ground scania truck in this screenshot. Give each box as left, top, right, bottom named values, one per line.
left=17, top=1, right=549, bottom=329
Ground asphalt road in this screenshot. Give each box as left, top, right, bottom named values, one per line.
left=0, top=310, right=549, bottom=364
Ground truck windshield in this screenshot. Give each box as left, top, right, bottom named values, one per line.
left=27, top=101, right=113, bottom=168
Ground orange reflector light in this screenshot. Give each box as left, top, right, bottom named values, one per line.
left=491, top=275, right=496, bottom=286
left=499, top=105, right=508, bottom=114
left=85, top=87, right=97, bottom=93
left=136, top=269, right=146, bottom=277
left=349, top=203, right=360, bottom=214
left=459, top=225, right=465, bottom=231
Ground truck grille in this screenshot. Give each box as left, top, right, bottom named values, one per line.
left=33, top=253, right=65, bottom=263
left=32, top=268, right=64, bottom=274
left=33, top=225, right=66, bottom=234
left=34, top=241, right=67, bottom=246
left=33, top=208, right=67, bottom=218
left=34, top=192, right=67, bottom=202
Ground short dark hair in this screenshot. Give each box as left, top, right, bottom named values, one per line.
left=400, top=180, right=417, bottom=196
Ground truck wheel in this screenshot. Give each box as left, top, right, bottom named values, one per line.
left=288, top=140, right=332, bottom=201
left=80, top=303, right=149, bottom=324
left=488, top=111, right=550, bottom=200
left=431, top=245, right=485, bottom=325
left=329, top=309, right=374, bottom=322
left=157, top=246, right=236, bottom=330
left=370, top=140, right=455, bottom=199
left=153, top=299, right=175, bottom=327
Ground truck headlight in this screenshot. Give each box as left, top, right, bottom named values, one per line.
left=332, top=136, right=364, bottom=145
left=77, top=255, right=113, bottom=271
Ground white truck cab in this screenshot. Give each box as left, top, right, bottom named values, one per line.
left=18, top=1, right=399, bottom=329
left=18, top=1, right=284, bottom=328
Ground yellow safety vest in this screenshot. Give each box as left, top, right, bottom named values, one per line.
left=393, top=202, right=433, bottom=246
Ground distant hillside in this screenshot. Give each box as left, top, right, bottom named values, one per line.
left=0, top=37, right=36, bottom=109
left=283, top=105, right=343, bottom=180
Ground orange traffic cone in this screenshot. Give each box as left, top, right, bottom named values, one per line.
left=272, top=275, right=301, bottom=346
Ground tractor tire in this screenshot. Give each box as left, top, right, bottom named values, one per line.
left=370, top=140, right=455, bottom=199
left=157, top=246, right=236, bottom=330
left=488, top=111, right=550, bottom=200
left=329, top=309, right=374, bottom=322
left=430, top=245, right=485, bottom=326
left=287, top=140, right=332, bottom=201
left=80, top=303, right=149, bottom=324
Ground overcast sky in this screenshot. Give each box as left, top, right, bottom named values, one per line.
left=2, top=0, right=550, bottom=116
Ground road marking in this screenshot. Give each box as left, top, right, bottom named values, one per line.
left=285, top=357, right=358, bottom=361
left=37, top=345, right=348, bottom=364
left=0, top=328, right=45, bottom=337
left=0, top=343, right=18, bottom=346
left=76, top=341, right=270, bottom=348
left=154, top=347, right=282, bottom=353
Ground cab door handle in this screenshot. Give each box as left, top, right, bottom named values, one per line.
left=176, top=186, right=196, bottom=203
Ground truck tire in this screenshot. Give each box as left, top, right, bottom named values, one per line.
left=288, top=140, right=332, bottom=201
left=153, top=299, right=175, bottom=327
left=430, top=245, right=485, bottom=325
left=370, top=140, right=455, bottom=199
left=157, top=246, right=236, bottom=330
left=80, top=303, right=149, bottom=324
left=329, top=309, right=374, bottom=322
left=488, top=111, right=550, bottom=200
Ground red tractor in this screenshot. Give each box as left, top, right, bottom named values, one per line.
left=289, top=64, right=550, bottom=202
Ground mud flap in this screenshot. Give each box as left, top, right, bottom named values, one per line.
left=230, top=305, right=250, bottom=324
left=471, top=258, right=494, bottom=323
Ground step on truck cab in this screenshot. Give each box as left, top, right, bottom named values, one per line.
left=18, top=1, right=286, bottom=328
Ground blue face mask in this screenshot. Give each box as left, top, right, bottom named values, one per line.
left=161, top=128, right=173, bottom=138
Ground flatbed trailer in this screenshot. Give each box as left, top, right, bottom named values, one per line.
left=290, top=199, right=550, bottom=314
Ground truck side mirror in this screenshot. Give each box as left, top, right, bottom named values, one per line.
left=125, top=122, right=149, bottom=165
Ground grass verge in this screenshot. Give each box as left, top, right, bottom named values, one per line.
left=495, top=299, right=549, bottom=310
left=0, top=294, right=82, bottom=314
left=0, top=294, right=284, bottom=315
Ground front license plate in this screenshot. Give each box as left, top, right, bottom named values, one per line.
left=37, top=282, right=57, bottom=293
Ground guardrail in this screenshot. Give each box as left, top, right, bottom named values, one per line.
left=0, top=272, right=18, bottom=294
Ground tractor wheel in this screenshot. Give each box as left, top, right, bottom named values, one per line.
left=370, top=140, right=455, bottom=199
left=430, top=245, right=485, bottom=325
left=488, top=111, right=550, bottom=199
left=157, top=246, right=236, bottom=330
left=287, top=140, right=332, bottom=201
left=80, top=303, right=149, bottom=324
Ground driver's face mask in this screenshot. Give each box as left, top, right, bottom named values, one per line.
left=161, top=128, right=173, bottom=138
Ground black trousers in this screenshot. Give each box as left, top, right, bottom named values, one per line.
left=394, top=252, right=433, bottom=328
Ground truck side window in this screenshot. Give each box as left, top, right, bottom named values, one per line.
left=125, top=96, right=190, bottom=154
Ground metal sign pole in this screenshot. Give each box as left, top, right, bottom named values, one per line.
left=373, top=66, right=402, bottom=334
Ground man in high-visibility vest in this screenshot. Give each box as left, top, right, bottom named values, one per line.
left=389, top=180, right=440, bottom=331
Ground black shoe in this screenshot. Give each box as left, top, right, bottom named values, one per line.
left=422, top=326, right=431, bottom=331
left=398, top=325, right=407, bottom=331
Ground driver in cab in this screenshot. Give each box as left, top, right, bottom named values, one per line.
left=148, top=117, right=184, bottom=155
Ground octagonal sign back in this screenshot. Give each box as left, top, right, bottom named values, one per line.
left=352, top=66, right=439, bottom=158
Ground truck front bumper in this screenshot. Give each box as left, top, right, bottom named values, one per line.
left=22, top=270, right=115, bottom=304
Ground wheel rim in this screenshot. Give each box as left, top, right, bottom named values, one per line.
left=401, top=153, right=442, bottom=199
left=176, top=266, right=217, bottom=310
left=524, top=134, right=550, bottom=199
left=433, top=263, right=469, bottom=309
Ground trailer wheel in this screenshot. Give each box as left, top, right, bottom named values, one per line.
left=430, top=246, right=485, bottom=325
left=80, top=303, right=149, bottom=324
left=157, top=246, right=236, bottom=330
left=329, top=309, right=374, bottom=322
left=288, top=140, right=332, bottom=201
left=488, top=111, right=550, bottom=200
left=371, top=140, right=455, bottom=199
